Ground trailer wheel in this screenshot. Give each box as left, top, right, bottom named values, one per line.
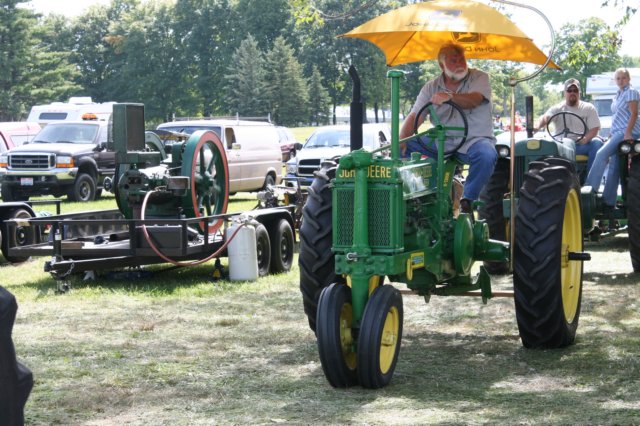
left=513, top=161, right=583, bottom=348
left=628, top=156, right=640, bottom=272
left=357, top=284, right=403, bottom=389
left=68, top=173, right=97, bottom=202
left=316, top=283, right=358, bottom=388
left=255, top=223, right=271, bottom=277
left=1, top=208, right=36, bottom=263
left=269, top=219, right=294, bottom=273
left=299, top=165, right=343, bottom=332
left=478, top=158, right=509, bottom=274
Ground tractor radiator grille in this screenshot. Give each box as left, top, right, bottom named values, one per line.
left=334, top=187, right=393, bottom=249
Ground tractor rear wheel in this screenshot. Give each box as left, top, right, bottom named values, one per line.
left=299, top=165, right=344, bottom=332
left=316, top=283, right=358, bottom=388
left=478, top=158, right=509, bottom=274
left=628, top=156, right=640, bottom=272
left=513, top=160, right=583, bottom=348
left=357, top=285, right=403, bottom=389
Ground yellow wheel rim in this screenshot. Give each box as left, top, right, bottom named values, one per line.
left=339, top=303, right=357, bottom=369
left=379, top=305, right=400, bottom=374
left=561, top=188, right=582, bottom=323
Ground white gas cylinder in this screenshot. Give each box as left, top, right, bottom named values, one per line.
left=226, top=222, right=258, bottom=281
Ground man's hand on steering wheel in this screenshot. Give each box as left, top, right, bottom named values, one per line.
left=409, top=100, right=469, bottom=157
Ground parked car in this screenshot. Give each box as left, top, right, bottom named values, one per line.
left=285, top=123, right=391, bottom=186
left=0, top=122, right=41, bottom=153
left=276, top=126, right=298, bottom=162
left=156, top=119, right=282, bottom=193
left=0, top=120, right=114, bottom=202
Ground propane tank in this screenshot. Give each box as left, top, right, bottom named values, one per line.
left=226, top=219, right=258, bottom=281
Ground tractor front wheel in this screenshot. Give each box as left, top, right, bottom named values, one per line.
left=513, top=160, right=583, bottom=348
left=357, top=285, right=403, bottom=389
left=316, top=283, right=358, bottom=388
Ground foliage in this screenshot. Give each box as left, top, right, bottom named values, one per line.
left=552, top=18, right=622, bottom=86
left=0, top=1, right=37, bottom=120
left=307, top=65, right=331, bottom=125
left=264, top=37, right=310, bottom=126
left=225, top=35, right=270, bottom=117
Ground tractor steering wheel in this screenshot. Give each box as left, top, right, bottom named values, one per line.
left=411, top=100, right=469, bottom=157
left=546, top=111, right=587, bottom=143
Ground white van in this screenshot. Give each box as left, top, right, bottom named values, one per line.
left=27, top=97, right=115, bottom=127
left=156, top=119, right=283, bottom=193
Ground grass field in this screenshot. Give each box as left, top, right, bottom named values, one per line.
left=3, top=194, right=640, bottom=424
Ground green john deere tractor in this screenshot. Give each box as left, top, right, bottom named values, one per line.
left=299, top=70, right=590, bottom=389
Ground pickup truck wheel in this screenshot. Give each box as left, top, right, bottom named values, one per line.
left=1, top=184, right=28, bottom=202
left=628, top=156, right=640, bottom=272
left=513, top=161, right=583, bottom=348
left=69, top=173, right=96, bottom=202
left=299, top=165, right=344, bottom=333
left=1, top=208, right=36, bottom=263
left=478, top=158, right=509, bottom=274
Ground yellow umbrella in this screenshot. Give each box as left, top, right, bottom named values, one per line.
left=341, top=0, right=559, bottom=68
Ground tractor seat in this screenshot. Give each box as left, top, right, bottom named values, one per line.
left=576, top=155, right=589, bottom=163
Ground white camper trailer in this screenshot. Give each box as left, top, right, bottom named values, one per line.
left=27, top=97, right=115, bottom=127
left=585, top=68, right=640, bottom=139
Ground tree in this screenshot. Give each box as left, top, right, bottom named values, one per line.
left=0, top=1, right=37, bottom=120
left=264, top=36, right=310, bottom=126
left=307, top=65, right=331, bottom=125
left=225, top=35, right=270, bottom=117
left=551, top=18, right=622, bottom=85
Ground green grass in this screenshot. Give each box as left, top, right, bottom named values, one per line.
left=291, top=126, right=317, bottom=143
left=3, top=196, right=640, bottom=424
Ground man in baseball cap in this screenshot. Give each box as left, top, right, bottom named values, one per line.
left=536, top=77, right=603, bottom=174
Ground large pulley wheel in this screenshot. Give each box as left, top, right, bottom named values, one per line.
left=513, top=159, right=583, bottom=348
left=180, top=130, right=229, bottom=234
left=299, top=165, right=344, bottom=333
left=316, top=283, right=359, bottom=388
left=628, top=155, right=640, bottom=272
left=357, top=284, right=403, bottom=389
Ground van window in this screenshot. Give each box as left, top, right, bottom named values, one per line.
left=225, top=128, right=236, bottom=149
left=39, top=112, right=68, bottom=120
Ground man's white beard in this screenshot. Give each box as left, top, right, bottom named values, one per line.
left=444, top=63, right=469, bottom=81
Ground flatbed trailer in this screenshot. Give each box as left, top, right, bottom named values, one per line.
left=5, top=206, right=295, bottom=278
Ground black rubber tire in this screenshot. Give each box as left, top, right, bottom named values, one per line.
left=69, top=173, right=96, bottom=202
left=1, top=208, right=37, bottom=263
left=478, top=158, right=509, bottom=274
left=628, top=156, right=640, bottom=272
left=357, top=285, right=403, bottom=389
left=269, top=219, right=294, bottom=273
left=255, top=223, right=271, bottom=277
left=316, top=283, right=359, bottom=388
left=299, top=166, right=343, bottom=332
left=1, top=184, right=28, bottom=202
left=513, top=161, right=583, bottom=348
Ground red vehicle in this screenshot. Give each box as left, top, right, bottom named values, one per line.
left=0, top=122, right=41, bottom=153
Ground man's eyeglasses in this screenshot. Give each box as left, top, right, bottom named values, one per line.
left=566, top=88, right=579, bottom=93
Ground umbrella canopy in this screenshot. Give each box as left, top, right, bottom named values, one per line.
left=341, top=0, right=559, bottom=68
